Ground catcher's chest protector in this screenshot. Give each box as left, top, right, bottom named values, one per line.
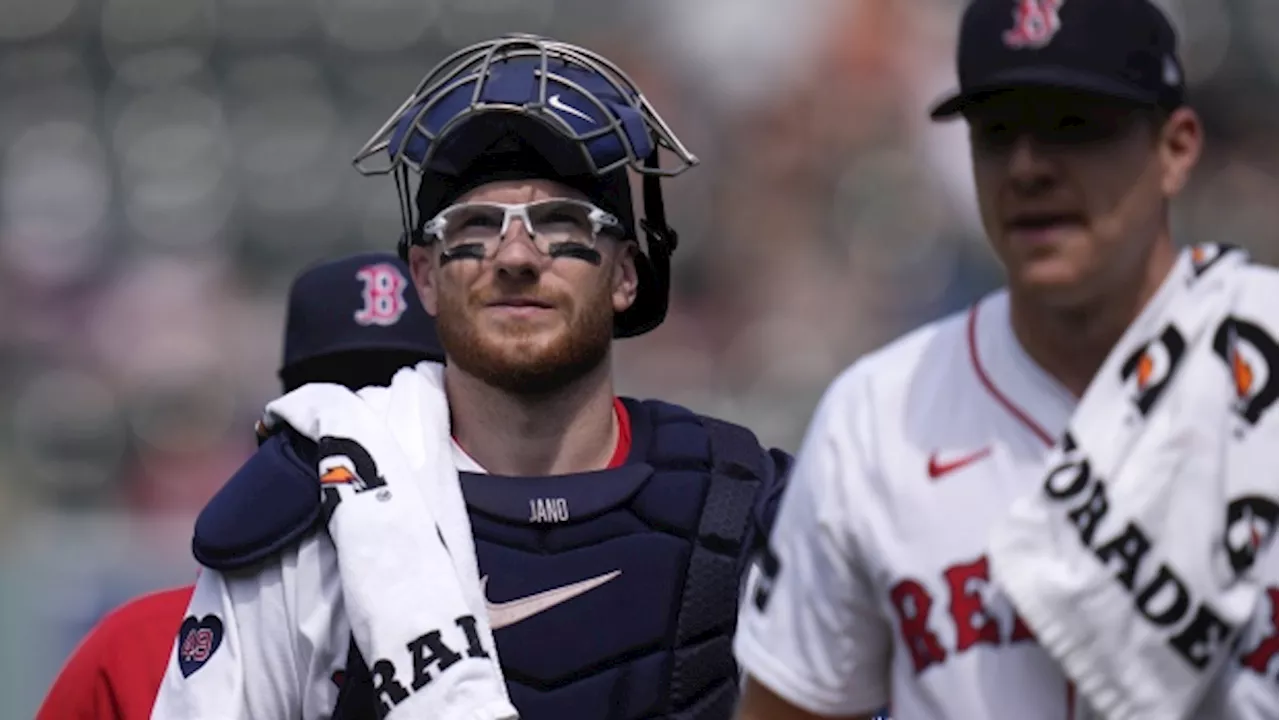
left=332, top=399, right=774, bottom=720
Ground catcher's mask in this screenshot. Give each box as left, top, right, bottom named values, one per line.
left=352, top=33, right=699, bottom=338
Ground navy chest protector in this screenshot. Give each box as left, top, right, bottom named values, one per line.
left=193, top=399, right=790, bottom=720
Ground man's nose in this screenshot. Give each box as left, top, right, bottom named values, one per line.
left=1006, top=134, right=1057, bottom=193
left=491, top=219, right=542, bottom=279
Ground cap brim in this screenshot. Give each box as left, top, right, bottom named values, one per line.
left=929, top=66, right=1160, bottom=120
left=428, top=111, right=596, bottom=179
left=280, top=338, right=444, bottom=374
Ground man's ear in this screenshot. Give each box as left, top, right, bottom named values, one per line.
left=611, top=242, right=640, bottom=314
left=1158, top=106, right=1202, bottom=197
left=408, top=244, right=439, bottom=316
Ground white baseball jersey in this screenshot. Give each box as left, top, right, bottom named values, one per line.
left=735, top=279, right=1279, bottom=718
left=151, top=446, right=487, bottom=720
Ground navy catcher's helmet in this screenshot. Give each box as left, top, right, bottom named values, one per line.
left=351, top=33, right=698, bottom=338
left=279, top=252, right=443, bottom=391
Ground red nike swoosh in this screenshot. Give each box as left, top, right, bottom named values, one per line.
left=927, top=448, right=991, bottom=479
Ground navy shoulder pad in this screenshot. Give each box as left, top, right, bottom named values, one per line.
left=618, top=397, right=694, bottom=466
left=697, top=413, right=767, bottom=480
left=192, top=429, right=322, bottom=572
left=632, top=397, right=699, bottom=424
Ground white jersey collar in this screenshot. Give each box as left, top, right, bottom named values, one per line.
left=967, top=290, right=1076, bottom=448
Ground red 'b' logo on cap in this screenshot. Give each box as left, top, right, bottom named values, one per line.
left=354, top=263, right=408, bottom=327
left=1003, top=0, right=1064, bottom=49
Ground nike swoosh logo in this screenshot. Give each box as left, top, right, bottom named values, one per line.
left=483, top=570, right=621, bottom=631
left=927, top=447, right=991, bottom=480
left=548, top=94, right=594, bottom=124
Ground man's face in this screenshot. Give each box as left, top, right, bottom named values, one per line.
left=967, top=88, right=1200, bottom=307
left=409, top=178, right=638, bottom=395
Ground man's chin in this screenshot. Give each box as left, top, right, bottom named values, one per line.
left=478, top=339, right=558, bottom=370
left=476, top=326, right=562, bottom=357
left=477, top=313, right=565, bottom=340
left=1010, top=260, right=1097, bottom=308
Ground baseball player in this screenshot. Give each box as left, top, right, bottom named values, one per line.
left=151, top=34, right=790, bottom=720
left=35, top=252, right=443, bottom=720
left=733, top=1, right=1278, bottom=719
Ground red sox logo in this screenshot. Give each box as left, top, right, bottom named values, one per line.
left=354, top=263, right=409, bottom=327
left=1003, top=0, right=1064, bottom=50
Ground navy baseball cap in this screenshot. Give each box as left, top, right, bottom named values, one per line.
left=930, top=0, right=1186, bottom=120
left=279, top=252, right=443, bottom=379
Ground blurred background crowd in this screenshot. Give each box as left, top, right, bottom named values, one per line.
left=0, top=0, right=1273, bottom=714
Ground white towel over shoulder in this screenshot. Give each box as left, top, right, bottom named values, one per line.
left=264, top=361, right=516, bottom=720
left=989, top=245, right=1279, bottom=720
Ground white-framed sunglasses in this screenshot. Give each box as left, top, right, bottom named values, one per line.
left=421, top=198, right=623, bottom=259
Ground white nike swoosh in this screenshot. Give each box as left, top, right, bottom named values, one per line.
left=483, top=570, right=621, bottom=631
left=548, top=94, right=594, bottom=124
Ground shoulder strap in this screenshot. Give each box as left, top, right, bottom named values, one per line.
left=667, top=415, right=767, bottom=716
left=694, top=416, right=767, bottom=554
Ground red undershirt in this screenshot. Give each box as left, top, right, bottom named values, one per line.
left=605, top=397, right=632, bottom=469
